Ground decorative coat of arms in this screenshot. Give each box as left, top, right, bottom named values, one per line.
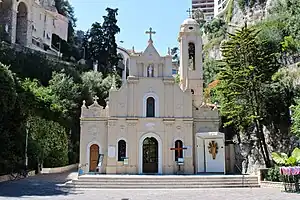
left=208, top=141, right=218, bottom=160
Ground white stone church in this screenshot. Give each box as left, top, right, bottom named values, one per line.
left=79, top=17, right=229, bottom=175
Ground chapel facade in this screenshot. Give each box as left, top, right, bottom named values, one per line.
left=79, top=17, right=227, bottom=175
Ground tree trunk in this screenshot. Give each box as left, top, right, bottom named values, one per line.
left=252, top=85, right=272, bottom=168
left=258, top=121, right=271, bottom=167
left=254, top=119, right=267, bottom=165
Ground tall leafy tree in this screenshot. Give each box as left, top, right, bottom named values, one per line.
left=270, top=0, right=300, bottom=42
left=216, top=25, right=280, bottom=167
left=85, top=8, right=120, bottom=76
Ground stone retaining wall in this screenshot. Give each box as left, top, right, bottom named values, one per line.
left=0, top=170, right=36, bottom=183
left=260, top=181, right=284, bottom=189
left=41, top=163, right=78, bottom=174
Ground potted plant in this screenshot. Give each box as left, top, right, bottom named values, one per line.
left=271, top=147, right=300, bottom=192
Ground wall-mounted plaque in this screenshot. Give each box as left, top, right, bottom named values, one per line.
left=108, top=145, right=116, bottom=158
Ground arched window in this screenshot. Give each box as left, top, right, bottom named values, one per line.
left=118, top=140, right=126, bottom=161
left=125, top=59, right=129, bottom=77
left=175, top=140, right=183, bottom=161
left=188, top=42, right=195, bottom=70
left=16, top=2, right=28, bottom=45
left=191, top=89, right=194, bottom=94
left=146, top=97, right=155, bottom=117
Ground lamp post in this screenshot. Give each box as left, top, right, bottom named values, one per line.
left=57, top=40, right=61, bottom=59
left=25, top=120, right=29, bottom=171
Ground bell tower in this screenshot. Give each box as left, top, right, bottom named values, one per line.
left=178, top=16, right=203, bottom=108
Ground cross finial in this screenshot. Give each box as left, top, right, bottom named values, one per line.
left=93, top=95, right=99, bottom=102
left=145, top=27, right=156, bottom=43
left=186, top=8, right=193, bottom=18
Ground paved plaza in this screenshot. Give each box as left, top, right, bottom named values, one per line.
left=0, top=172, right=298, bottom=200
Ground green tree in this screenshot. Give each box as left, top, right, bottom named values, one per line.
left=270, top=0, right=300, bottom=42
left=216, top=25, right=281, bottom=167
left=0, top=63, right=17, bottom=116
left=81, top=70, right=121, bottom=106
left=48, top=72, right=81, bottom=126
left=203, top=57, right=220, bottom=87
left=85, top=8, right=120, bottom=76
left=27, top=116, right=68, bottom=168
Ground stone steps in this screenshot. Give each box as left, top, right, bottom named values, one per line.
left=66, top=175, right=260, bottom=189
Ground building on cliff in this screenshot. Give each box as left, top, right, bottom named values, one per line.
left=0, top=0, right=68, bottom=56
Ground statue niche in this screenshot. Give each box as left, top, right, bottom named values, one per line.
left=147, top=64, right=154, bottom=77
left=188, top=42, right=195, bottom=70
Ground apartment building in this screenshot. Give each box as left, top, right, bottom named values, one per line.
left=192, top=0, right=215, bottom=21
left=0, top=0, right=68, bottom=56
left=214, top=0, right=229, bottom=18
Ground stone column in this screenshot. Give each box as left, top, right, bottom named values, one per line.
left=10, top=5, right=17, bottom=44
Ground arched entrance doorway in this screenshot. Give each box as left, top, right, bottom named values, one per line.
left=89, top=144, right=99, bottom=172
left=142, top=137, right=158, bottom=174
left=16, top=2, right=28, bottom=45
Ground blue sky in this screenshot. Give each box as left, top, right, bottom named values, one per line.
left=69, top=0, right=191, bottom=55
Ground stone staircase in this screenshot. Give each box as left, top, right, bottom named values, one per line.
left=66, top=174, right=260, bottom=189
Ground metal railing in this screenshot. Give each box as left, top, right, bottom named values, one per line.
left=234, top=163, right=253, bottom=188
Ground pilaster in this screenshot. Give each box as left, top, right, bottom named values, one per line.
left=10, top=5, right=17, bottom=44
left=126, top=119, right=138, bottom=173
left=106, top=119, right=117, bottom=174
left=163, top=119, right=175, bottom=174
left=183, top=120, right=194, bottom=174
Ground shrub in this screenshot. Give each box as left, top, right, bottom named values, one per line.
left=265, top=166, right=283, bottom=182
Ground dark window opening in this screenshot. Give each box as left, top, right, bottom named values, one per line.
left=146, top=97, right=155, bottom=117
left=188, top=42, right=195, bottom=70
left=175, top=140, right=183, bottom=161
left=118, top=140, right=126, bottom=161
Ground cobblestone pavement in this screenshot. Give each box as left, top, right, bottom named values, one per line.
left=0, top=172, right=299, bottom=200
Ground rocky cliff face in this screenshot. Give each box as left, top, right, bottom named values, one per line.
left=206, top=0, right=275, bottom=56
left=230, top=0, right=272, bottom=28
left=205, top=0, right=299, bottom=174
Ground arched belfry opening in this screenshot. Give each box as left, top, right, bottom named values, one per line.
left=188, top=42, right=195, bottom=70
left=16, top=2, right=28, bottom=45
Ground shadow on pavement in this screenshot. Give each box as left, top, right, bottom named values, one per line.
left=0, top=171, right=79, bottom=197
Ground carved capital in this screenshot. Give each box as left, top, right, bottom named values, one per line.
left=184, top=123, right=193, bottom=128
left=165, top=123, right=173, bottom=127
left=128, top=122, right=137, bottom=127
left=163, top=118, right=175, bottom=127
left=108, top=121, right=116, bottom=127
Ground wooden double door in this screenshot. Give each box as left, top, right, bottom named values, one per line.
left=142, top=137, right=158, bottom=174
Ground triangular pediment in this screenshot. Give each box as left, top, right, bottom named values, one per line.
left=142, top=42, right=161, bottom=60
